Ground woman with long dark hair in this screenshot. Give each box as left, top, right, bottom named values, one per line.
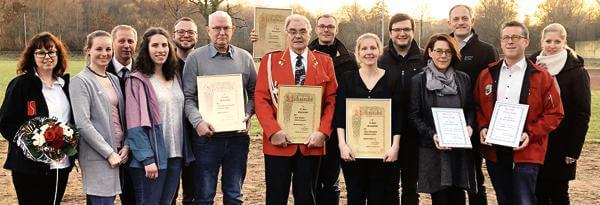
left=125, top=27, right=194, bottom=205
left=0, top=32, right=73, bottom=205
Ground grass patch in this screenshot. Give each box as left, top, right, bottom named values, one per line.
left=587, top=90, right=600, bottom=142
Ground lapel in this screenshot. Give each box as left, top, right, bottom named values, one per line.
left=305, top=50, right=321, bottom=85
left=275, top=48, right=325, bottom=86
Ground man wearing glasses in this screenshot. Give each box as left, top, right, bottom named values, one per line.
left=378, top=13, right=425, bottom=205
left=307, top=14, right=358, bottom=205
left=182, top=11, right=257, bottom=205
left=474, top=21, right=564, bottom=205
left=172, top=17, right=198, bottom=205
left=254, top=14, right=337, bottom=205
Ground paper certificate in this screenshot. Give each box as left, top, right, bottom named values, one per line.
left=253, top=7, right=292, bottom=58
left=197, top=74, right=246, bottom=133
left=485, top=102, right=529, bottom=148
left=276, top=85, right=322, bottom=144
left=345, top=99, right=392, bottom=159
left=431, top=108, right=472, bottom=148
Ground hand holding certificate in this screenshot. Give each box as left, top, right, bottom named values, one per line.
left=345, top=99, right=392, bottom=159
left=276, top=85, right=322, bottom=144
left=197, top=74, right=246, bottom=133
left=253, top=7, right=292, bottom=58
left=485, top=102, right=529, bottom=148
left=431, top=108, right=472, bottom=148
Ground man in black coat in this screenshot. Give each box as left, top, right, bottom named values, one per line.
left=307, top=14, right=359, bottom=205
left=378, top=13, right=425, bottom=205
left=106, top=24, right=138, bottom=205
left=448, top=5, right=498, bottom=205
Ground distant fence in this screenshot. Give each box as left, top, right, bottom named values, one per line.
left=576, top=41, right=600, bottom=58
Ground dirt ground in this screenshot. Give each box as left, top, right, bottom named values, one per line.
left=1, top=138, right=600, bottom=205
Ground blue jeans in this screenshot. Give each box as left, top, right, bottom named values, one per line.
left=86, top=195, right=115, bottom=205
left=192, top=135, right=250, bottom=205
left=129, top=158, right=182, bottom=205
left=487, top=161, right=540, bottom=205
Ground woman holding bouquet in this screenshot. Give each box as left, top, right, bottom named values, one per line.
left=0, top=32, right=74, bottom=205
left=70, top=30, right=127, bottom=205
left=125, top=27, right=194, bottom=205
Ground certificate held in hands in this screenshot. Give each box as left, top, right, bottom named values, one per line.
left=485, top=102, right=529, bottom=148
left=197, top=74, right=246, bottom=133
left=431, top=108, right=472, bottom=148
left=345, top=99, right=391, bottom=159
left=253, top=7, right=292, bottom=58
left=277, top=85, right=322, bottom=144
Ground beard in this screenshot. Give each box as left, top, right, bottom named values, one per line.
left=175, top=40, right=196, bottom=51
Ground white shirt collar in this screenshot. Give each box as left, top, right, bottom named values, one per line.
left=35, top=72, right=65, bottom=88
left=501, top=57, right=527, bottom=71
left=458, top=32, right=474, bottom=50
left=112, top=57, right=133, bottom=74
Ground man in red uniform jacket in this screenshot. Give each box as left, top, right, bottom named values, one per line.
left=474, top=21, right=564, bottom=205
left=254, top=14, right=337, bottom=205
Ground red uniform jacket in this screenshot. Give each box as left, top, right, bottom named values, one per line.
left=474, top=59, right=564, bottom=164
left=255, top=49, right=338, bottom=156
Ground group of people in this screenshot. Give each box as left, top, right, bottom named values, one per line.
left=0, top=4, right=590, bottom=205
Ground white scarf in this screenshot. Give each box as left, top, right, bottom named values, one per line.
left=536, top=49, right=567, bottom=76
left=536, top=49, right=567, bottom=94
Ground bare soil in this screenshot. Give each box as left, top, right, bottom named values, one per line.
left=1, top=138, right=599, bottom=205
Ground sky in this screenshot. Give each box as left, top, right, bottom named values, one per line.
left=248, top=0, right=598, bottom=21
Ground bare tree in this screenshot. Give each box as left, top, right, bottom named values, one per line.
left=474, top=0, right=518, bottom=49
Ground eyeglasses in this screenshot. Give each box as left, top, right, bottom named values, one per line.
left=317, top=25, right=336, bottom=30
left=391, top=27, right=413, bottom=33
left=210, top=26, right=231, bottom=32
left=501, top=35, right=526, bottom=42
left=175, top=29, right=197, bottom=35
left=34, top=50, right=57, bottom=58
left=431, top=49, right=453, bottom=56
left=287, top=29, right=308, bottom=36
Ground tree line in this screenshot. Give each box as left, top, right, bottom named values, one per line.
left=1, top=0, right=599, bottom=54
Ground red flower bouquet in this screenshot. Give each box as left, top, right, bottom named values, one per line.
left=14, top=117, right=79, bottom=164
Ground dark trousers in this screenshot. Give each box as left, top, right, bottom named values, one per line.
left=400, top=138, right=419, bottom=205
left=265, top=152, right=320, bottom=205
left=87, top=195, right=116, bottom=205
left=536, top=178, right=570, bottom=205
left=487, top=161, right=540, bottom=205
left=173, top=162, right=196, bottom=205
left=120, top=153, right=136, bottom=205
left=315, top=136, right=341, bottom=205
left=468, top=144, right=488, bottom=205
left=431, top=187, right=466, bottom=205
left=341, top=159, right=400, bottom=205
left=12, top=168, right=70, bottom=205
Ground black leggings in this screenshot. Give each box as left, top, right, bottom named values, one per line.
left=12, top=169, right=71, bottom=205
left=430, top=187, right=466, bottom=205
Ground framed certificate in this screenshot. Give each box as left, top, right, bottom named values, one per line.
left=197, top=74, right=246, bottom=133
left=485, top=102, right=529, bottom=147
left=431, top=107, right=472, bottom=148
left=345, top=99, right=392, bottom=159
left=276, top=85, right=322, bottom=144
left=253, top=7, right=292, bottom=59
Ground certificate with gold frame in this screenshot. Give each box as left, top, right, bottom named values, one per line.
left=276, top=85, right=322, bottom=144
left=345, top=98, right=392, bottom=159
left=253, top=7, right=292, bottom=58
left=197, top=74, right=246, bottom=133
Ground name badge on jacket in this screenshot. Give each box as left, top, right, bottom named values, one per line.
left=27, top=101, right=37, bottom=116
left=464, top=56, right=474, bottom=61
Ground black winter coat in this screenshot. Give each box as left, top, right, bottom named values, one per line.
left=407, top=70, right=474, bottom=148
left=378, top=40, right=426, bottom=144
left=529, top=49, right=591, bottom=180
left=451, top=30, right=499, bottom=86
left=0, top=72, right=75, bottom=175
left=309, top=38, right=360, bottom=80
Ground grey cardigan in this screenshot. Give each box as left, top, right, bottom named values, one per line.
left=70, top=68, right=126, bottom=196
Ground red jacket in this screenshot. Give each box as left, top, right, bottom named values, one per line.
left=255, top=49, right=337, bottom=156
left=474, top=59, right=564, bottom=164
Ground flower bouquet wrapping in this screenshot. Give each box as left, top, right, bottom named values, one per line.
left=13, top=117, right=79, bottom=164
